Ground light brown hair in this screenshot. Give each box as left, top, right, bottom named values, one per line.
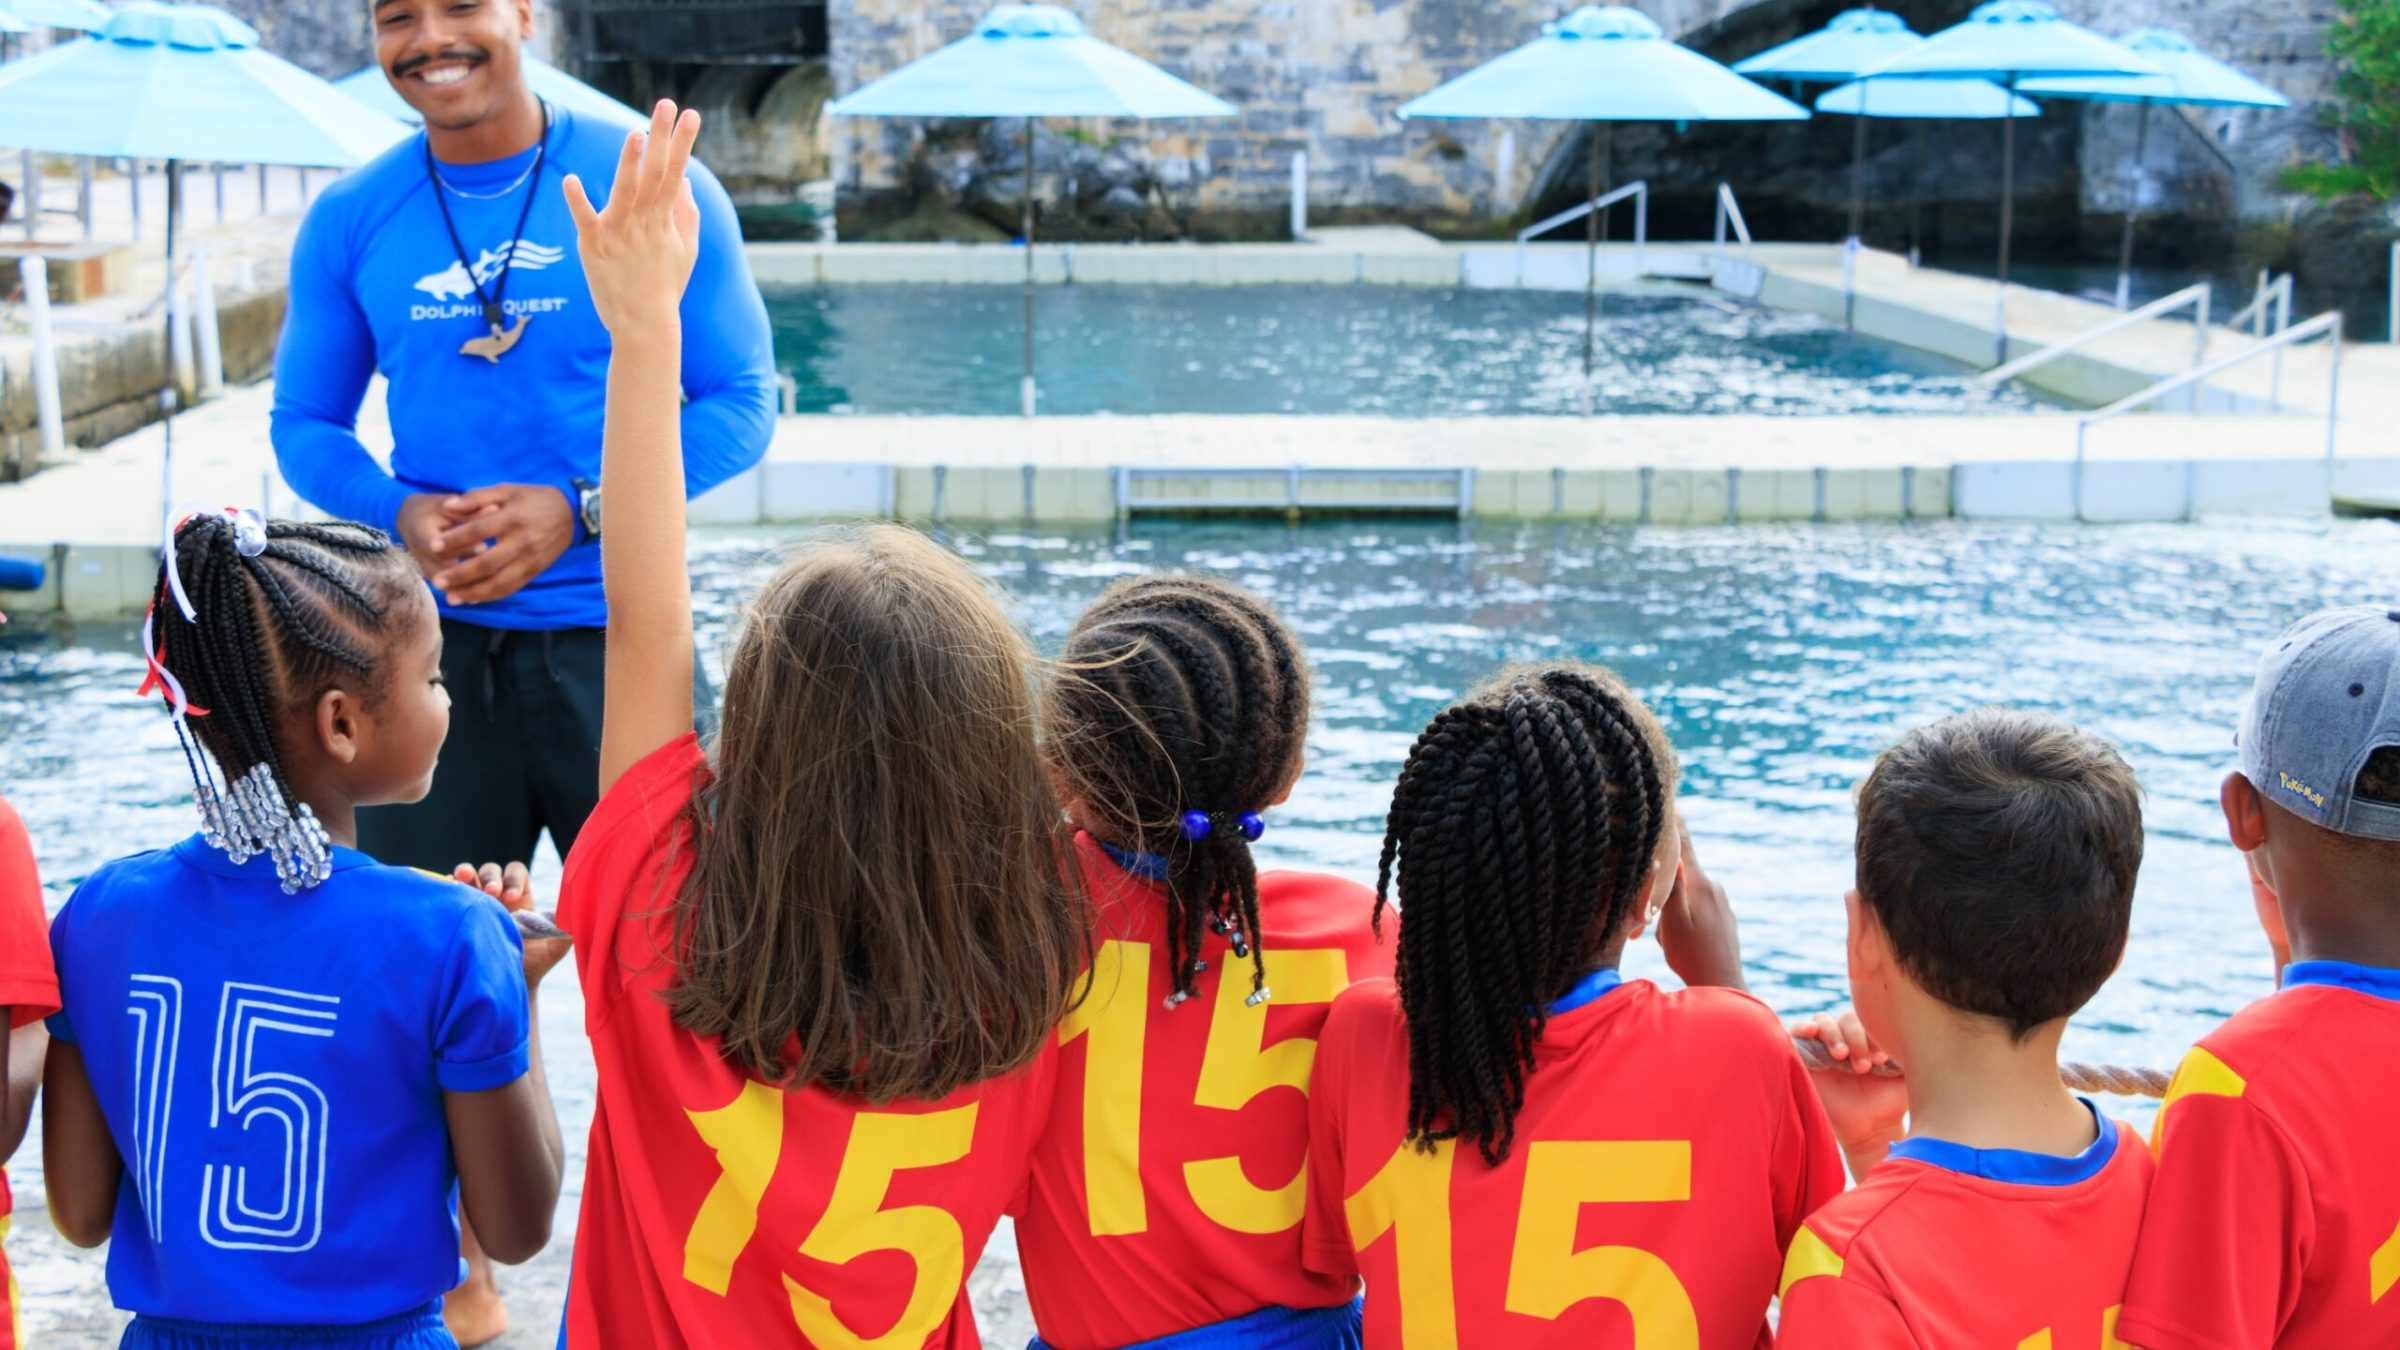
left=667, top=525, right=1087, bottom=1101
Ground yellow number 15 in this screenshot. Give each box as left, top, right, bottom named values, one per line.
left=1344, top=1137, right=1699, bottom=1350
left=1059, top=938, right=1351, bottom=1238
left=680, top=1082, right=980, bottom=1350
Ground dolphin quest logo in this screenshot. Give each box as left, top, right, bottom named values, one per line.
left=413, top=239, right=568, bottom=301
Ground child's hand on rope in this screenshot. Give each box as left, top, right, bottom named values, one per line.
left=563, top=100, right=702, bottom=338
left=453, top=860, right=572, bottom=987
left=1792, top=1008, right=1909, bottom=1181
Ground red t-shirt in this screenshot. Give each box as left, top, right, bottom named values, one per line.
left=558, top=735, right=1059, bottom=1350
left=1302, top=973, right=1843, bottom=1350
left=1778, top=1109, right=2151, bottom=1348
left=1013, top=834, right=1393, bottom=1349
left=0, top=798, right=60, bottom=1350
left=2120, top=961, right=2400, bottom=1350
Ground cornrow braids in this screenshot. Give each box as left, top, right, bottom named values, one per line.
left=148, top=514, right=421, bottom=890
left=1377, top=664, right=1679, bottom=1166
left=1046, top=575, right=1312, bottom=1002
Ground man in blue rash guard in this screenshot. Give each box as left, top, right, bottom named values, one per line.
left=270, top=1, right=773, bottom=1340
left=274, top=0, right=770, bottom=864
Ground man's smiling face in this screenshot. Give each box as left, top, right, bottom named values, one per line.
left=373, top=0, right=535, bottom=133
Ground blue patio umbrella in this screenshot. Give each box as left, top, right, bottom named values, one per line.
left=1734, top=9, right=1921, bottom=248
left=1398, top=5, right=1807, bottom=408
left=827, top=3, right=1235, bottom=416
left=0, top=10, right=30, bottom=36
left=2, top=0, right=111, bottom=33
left=1857, top=0, right=2155, bottom=360
left=335, top=53, right=645, bottom=129
left=2021, top=28, right=2287, bottom=308
left=0, top=2, right=410, bottom=528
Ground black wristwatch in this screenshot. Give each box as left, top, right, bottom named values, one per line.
left=574, top=477, right=602, bottom=541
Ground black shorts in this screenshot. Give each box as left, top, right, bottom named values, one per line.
left=357, top=617, right=711, bottom=872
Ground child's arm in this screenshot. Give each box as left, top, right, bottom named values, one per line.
left=1656, top=824, right=1747, bottom=990
left=441, top=886, right=567, bottom=1265
left=41, top=1042, right=120, bottom=1247
left=564, top=102, right=707, bottom=797
left=2, top=1022, right=45, bottom=1160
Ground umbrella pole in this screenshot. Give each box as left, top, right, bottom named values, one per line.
left=161, top=159, right=181, bottom=539
left=2115, top=102, right=2151, bottom=311
left=1845, top=106, right=1867, bottom=328
left=1993, top=94, right=2015, bottom=366
left=1021, top=119, right=1037, bottom=419
left=1909, top=122, right=1925, bottom=269
left=1582, top=122, right=1606, bottom=417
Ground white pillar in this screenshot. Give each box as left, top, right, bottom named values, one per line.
left=15, top=258, right=66, bottom=462
left=1288, top=150, right=1307, bottom=241
left=168, top=269, right=196, bottom=398
left=193, top=246, right=225, bottom=397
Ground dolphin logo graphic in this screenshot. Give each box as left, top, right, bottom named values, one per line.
left=412, top=239, right=568, bottom=301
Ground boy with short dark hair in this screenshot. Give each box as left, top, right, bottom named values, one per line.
left=1778, top=708, right=2152, bottom=1346
left=2120, top=605, right=2400, bottom=1349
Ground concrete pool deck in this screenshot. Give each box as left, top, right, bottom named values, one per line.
left=5, top=240, right=2397, bottom=618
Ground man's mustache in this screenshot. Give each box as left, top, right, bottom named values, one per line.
left=392, top=49, right=487, bottom=79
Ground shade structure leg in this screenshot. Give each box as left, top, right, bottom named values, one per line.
left=1021, top=119, right=1037, bottom=419
left=2115, top=102, right=2151, bottom=310
left=1582, top=122, right=1609, bottom=417
left=161, top=160, right=182, bottom=541
left=1845, top=107, right=1868, bottom=328
left=1993, top=97, right=2015, bottom=366
left=1910, top=122, right=1925, bottom=269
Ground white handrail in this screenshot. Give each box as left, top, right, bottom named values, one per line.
left=1982, top=283, right=2211, bottom=391
left=2227, top=271, right=2293, bottom=337
left=2071, top=310, right=2344, bottom=520
left=1712, top=182, right=1753, bottom=262
left=2389, top=242, right=2397, bottom=347
left=1516, top=179, right=1648, bottom=286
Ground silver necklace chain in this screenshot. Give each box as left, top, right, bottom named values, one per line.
left=431, top=155, right=541, bottom=201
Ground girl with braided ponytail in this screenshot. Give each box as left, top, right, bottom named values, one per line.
left=1016, top=575, right=1391, bottom=1350
left=1299, top=664, right=1843, bottom=1350
left=41, top=510, right=565, bottom=1350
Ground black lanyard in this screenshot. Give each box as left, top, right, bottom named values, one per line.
left=425, top=100, right=552, bottom=334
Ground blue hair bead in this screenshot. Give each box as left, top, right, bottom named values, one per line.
left=1180, top=810, right=1213, bottom=842
left=1238, top=811, right=1266, bottom=842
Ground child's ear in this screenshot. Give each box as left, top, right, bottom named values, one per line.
left=313, top=687, right=363, bottom=765
left=2221, top=771, right=2269, bottom=854
left=1843, top=888, right=1885, bottom=976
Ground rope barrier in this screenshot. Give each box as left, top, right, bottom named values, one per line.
left=1792, top=1036, right=2172, bottom=1099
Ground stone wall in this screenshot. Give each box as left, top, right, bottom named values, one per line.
left=827, top=0, right=2339, bottom=239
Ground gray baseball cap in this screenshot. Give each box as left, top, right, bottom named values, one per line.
left=2239, top=605, right=2400, bottom=841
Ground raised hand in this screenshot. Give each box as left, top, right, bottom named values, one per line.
left=563, top=99, right=703, bottom=337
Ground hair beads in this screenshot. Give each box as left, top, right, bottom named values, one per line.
left=1047, top=576, right=1311, bottom=1006
left=145, top=513, right=415, bottom=894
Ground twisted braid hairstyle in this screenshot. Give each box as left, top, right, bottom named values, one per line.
left=149, top=514, right=423, bottom=814
left=1045, top=575, right=1311, bottom=1001
left=1375, top=664, right=1679, bottom=1166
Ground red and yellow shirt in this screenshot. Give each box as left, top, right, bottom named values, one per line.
left=559, top=735, right=1058, bottom=1350
left=1014, top=835, right=1392, bottom=1349
left=1778, top=1105, right=2151, bottom=1348
left=1302, top=972, right=1843, bottom=1349
left=0, top=798, right=60, bottom=1350
left=2121, top=961, right=2400, bottom=1350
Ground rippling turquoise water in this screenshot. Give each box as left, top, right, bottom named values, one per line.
left=6, top=516, right=2397, bottom=1340
left=765, top=286, right=2069, bottom=417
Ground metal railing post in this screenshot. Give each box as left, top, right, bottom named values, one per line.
left=1633, top=186, right=1647, bottom=278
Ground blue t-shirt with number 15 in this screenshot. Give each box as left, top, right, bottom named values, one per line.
left=48, top=836, right=530, bottom=1325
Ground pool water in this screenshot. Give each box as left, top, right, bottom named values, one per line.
left=766, top=286, right=2068, bottom=418
left=7, top=515, right=2398, bottom=1341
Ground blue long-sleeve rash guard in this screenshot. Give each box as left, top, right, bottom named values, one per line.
left=271, top=106, right=776, bottom=632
